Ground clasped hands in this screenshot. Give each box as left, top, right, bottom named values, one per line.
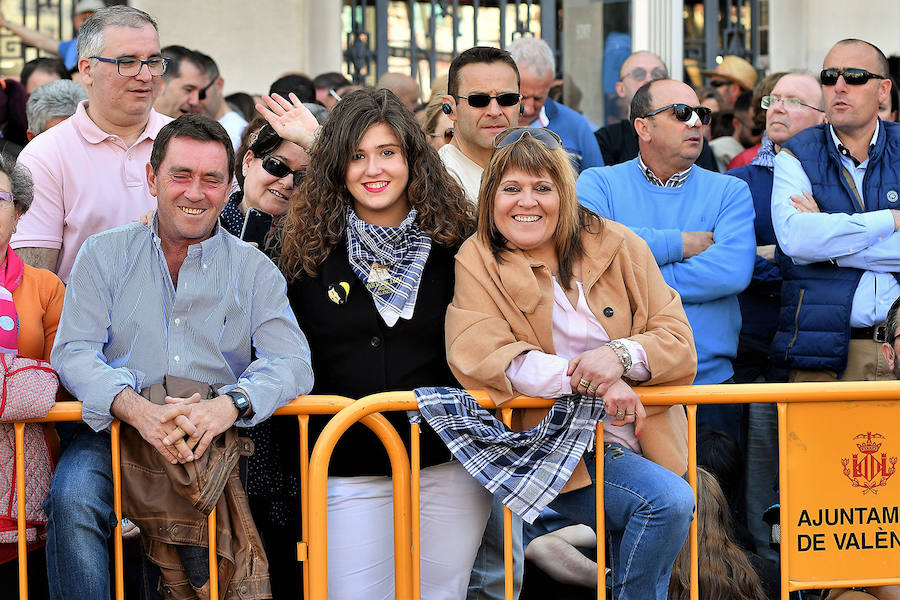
left=567, top=345, right=646, bottom=435
left=136, top=393, right=239, bottom=465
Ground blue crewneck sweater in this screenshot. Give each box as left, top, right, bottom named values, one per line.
left=577, top=158, right=756, bottom=384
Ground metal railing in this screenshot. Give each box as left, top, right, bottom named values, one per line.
left=9, top=381, right=900, bottom=599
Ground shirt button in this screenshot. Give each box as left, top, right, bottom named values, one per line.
left=174, top=355, right=180, bottom=362
left=203, top=263, right=208, bottom=270
left=174, top=318, right=180, bottom=325
left=370, top=336, right=382, bottom=348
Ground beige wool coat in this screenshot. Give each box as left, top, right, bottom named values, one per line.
left=445, top=218, right=697, bottom=490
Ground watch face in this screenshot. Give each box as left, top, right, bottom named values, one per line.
left=230, top=392, right=249, bottom=411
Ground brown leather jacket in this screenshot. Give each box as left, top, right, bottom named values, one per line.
left=120, top=376, right=271, bottom=599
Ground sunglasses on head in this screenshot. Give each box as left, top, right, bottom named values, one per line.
left=261, top=155, right=305, bottom=187
left=622, top=67, right=668, bottom=82
left=429, top=128, right=454, bottom=143
left=820, top=68, right=886, bottom=86
left=455, top=92, right=521, bottom=108
left=641, top=103, right=712, bottom=125
left=492, top=126, right=563, bottom=150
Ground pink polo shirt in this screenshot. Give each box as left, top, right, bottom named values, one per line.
left=11, top=101, right=171, bottom=282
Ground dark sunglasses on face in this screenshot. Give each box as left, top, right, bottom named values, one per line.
left=198, top=78, right=217, bottom=101
left=455, top=92, right=522, bottom=108
left=429, top=128, right=454, bottom=143
left=261, top=155, right=306, bottom=187
left=622, top=67, right=668, bottom=81
left=820, top=68, right=887, bottom=86
left=641, top=103, right=712, bottom=125
left=709, top=79, right=732, bottom=88
left=492, top=126, right=563, bottom=149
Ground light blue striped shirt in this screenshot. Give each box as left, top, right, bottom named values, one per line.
left=51, top=219, right=314, bottom=431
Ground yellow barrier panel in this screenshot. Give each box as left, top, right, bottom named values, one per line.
left=10, top=383, right=900, bottom=599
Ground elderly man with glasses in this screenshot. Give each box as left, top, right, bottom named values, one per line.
left=11, top=6, right=171, bottom=283
left=578, top=77, right=755, bottom=445
left=770, top=39, right=900, bottom=385
left=727, top=71, right=825, bottom=562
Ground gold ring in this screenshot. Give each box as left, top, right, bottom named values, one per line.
left=625, top=412, right=635, bottom=417
left=579, top=378, right=590, bottom=389
left=587, top=385, right=598, bottom=394
left=615, top=410, right=625, bottom=418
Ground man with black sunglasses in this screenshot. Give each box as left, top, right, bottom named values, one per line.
left=771, top=39, right=900, bottom=385
left=594, top=51, right=720, bottom=171
left=440, top=46, right=521, bottom=205
left=578, top=78, right=756, bottom=446
left=194, top=50, right=248, bottom=151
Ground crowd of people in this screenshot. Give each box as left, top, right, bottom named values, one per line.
left=0, top=3, right=898, bottom=600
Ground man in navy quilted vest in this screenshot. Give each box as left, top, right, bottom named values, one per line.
left=771, top=38, right=900, bottom=382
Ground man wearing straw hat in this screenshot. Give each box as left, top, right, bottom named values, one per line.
left=703, top=55, right=758, bottom=110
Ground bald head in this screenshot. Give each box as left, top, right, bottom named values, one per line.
left=616, top=52, right=668, bottom=104
left=765, top=73, right=826, bottom=147
left=377, top=72, right=420, bottom=111
left=632, top=79, right=704, bottom=176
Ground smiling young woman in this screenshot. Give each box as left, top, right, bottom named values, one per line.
left=261, top=88, right=485, bottom=599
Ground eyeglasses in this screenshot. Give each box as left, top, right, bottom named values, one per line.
left=492, top=126, right=562, bottom=149
left=0, top=192, right=13, bottom=204
left=640, top=103, right=712, bottom=125
left=90, top=56, right=170, bottom=77
left=455, top=92, right=522, bottom=108
left=261, top=155, right=306, bottom=187
left=709, top=79, right=732, bottom=89
left=198, top=78, right=217, bottom=101
left=760, top=94, right=824, bottom=112
left=429, top=128, right=453, bottom=143
left=820, top=68, right=887, bottom=86
left=621, top=67, right=668, bottom=82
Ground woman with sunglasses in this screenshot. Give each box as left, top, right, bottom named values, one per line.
left=258, top=88, right=489, bottom=600
left=217, top=117, right=316, bottom=250
left=445, top=127, right=697, bottom=600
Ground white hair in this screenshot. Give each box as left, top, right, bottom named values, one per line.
left=26, top=79, right=88, bottom=136
left=507, top=36, right=555, bottom=79
left=77, top=6, right=158, bottom=61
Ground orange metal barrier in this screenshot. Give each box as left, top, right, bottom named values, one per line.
left=8, top=381, right=900, bottom=599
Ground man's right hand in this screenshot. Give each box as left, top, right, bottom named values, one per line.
left=682, top=231, right=714, bottom=259
left=111, top=388, right=195, bottom=464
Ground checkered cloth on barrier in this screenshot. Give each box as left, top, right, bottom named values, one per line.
left=412, top=387, right=605, bottom=524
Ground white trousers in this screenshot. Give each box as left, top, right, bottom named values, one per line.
left=326, top=460, right=492, bottom=600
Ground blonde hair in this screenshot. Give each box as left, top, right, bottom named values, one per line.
left=477, top=133, right=601, bottom=288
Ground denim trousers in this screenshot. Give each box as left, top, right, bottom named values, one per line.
left=44, top=425, right=119, bottom=600
left=466, top=495, right=524, bottom=600
left=547, top=445, right=695, bottom=600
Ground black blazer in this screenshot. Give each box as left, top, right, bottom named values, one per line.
left=287, top=239, right=458, bottom=476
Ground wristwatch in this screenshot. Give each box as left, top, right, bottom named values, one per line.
left=226, top=389, right=254, bottom=420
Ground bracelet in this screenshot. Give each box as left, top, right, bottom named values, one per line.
left=605, top=340, right=632, bottom=375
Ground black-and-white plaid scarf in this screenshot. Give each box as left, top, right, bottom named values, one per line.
left=345, top=206, right=431, bottom=324
left=412, top=387, right=605, bottom=524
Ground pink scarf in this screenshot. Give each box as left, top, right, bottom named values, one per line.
left=0, top=246, right=23, bottom=354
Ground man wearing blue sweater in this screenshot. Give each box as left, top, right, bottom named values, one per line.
left=577, top=78, right=755, bottom=442
left=508, top=36, right=603, bottom=172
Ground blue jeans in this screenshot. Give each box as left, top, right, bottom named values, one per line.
left=466, top=495, right=524, bottom=600
left=547, top=445, right=694, bottom=600
left=44, top=426, right=118, bottom=600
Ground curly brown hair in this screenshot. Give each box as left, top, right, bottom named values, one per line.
left=279, top=88, right=475, bottom=280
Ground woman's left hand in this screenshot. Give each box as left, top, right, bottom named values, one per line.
left=602, top=379, right=646, bottom=435
left=567, top=345, right=624, bottom=399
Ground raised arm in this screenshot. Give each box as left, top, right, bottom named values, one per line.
left=0, top=11, right=62, bottom=55
left=255, top=93, right=320, bottom=152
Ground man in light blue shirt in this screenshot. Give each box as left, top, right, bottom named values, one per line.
left=770, top=39, right=900, bottom=382
left=46, top=114, right=313, bottom=599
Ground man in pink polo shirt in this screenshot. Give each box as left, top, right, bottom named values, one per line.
left=11, top=5, right=171, bottom=282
